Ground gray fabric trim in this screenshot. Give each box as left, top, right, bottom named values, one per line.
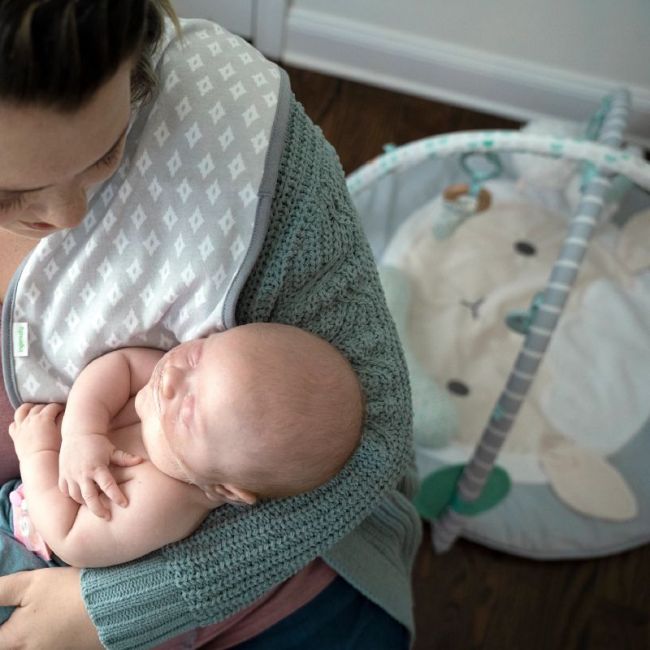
left=222, top=69, right=293, bottom=327
left=1, top=258, right=29, bottom=408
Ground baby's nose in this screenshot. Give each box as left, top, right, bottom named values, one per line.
left=161, top=365, right=184, bottom=399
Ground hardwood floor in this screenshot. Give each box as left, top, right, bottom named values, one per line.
left=286, top=66, right=521, bottom=175
left=285, top=65, right=650, bottom=650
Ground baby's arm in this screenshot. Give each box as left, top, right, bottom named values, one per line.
left=59, top=347, right=164, bottom=518
left=11, top=403, right=214, bottom=567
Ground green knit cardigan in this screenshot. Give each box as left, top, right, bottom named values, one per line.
left=81, top=96, right=422, bottom=649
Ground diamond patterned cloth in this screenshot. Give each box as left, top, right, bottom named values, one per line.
left=3, top=18, right=288, bottom=405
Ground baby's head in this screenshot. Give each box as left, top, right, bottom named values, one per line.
left=137, top=323, right=364, bottom=505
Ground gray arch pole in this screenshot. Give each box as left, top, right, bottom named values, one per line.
left=432, top=89, right=631, bottom=553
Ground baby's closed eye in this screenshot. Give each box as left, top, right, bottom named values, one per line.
left=180, top=394, right=195, bottom=429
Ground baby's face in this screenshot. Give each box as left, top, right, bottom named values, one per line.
left=134, top=335, right=230, bottom=483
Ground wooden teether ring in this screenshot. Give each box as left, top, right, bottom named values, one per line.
left=443, top=183, right=492, bottom=212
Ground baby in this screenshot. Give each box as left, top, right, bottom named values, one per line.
left=8, top=323, right=363, bottom=569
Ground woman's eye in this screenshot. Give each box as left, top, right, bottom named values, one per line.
left=93, top=134, right=126, bottom=170
left=94, top=145, right=121, bottom=169
left=0, top=195, right=25, bottom=213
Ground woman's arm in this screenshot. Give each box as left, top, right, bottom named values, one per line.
left=78, top=97, right=413, bottom=649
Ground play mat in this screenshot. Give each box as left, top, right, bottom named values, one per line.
left=347, top=90, right=650, bottom=559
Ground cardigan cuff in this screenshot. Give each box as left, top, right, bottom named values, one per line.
left=81, top=552, right=196, bottom=650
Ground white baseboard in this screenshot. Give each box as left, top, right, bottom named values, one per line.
left=283, top=7, right=650, bottom=149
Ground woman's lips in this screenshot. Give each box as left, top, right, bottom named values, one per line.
left=20, top=221, right=55, bottom=231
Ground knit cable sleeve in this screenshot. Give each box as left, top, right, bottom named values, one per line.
left=81, top=96, right=414, bottom=649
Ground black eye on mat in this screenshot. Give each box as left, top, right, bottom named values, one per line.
left=514, top=240, right=536, bottom=256
left=447, top=380, right=470, bottom=396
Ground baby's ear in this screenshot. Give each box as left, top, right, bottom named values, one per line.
left=203, top=483, right=258, bottom=505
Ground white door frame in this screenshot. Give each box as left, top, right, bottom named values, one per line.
left=253, top=0, right=289, bottom=60
left=174, top=0, right=255, bottom=37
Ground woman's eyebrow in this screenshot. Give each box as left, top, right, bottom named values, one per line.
left=0, top=122, right=130, bottom=195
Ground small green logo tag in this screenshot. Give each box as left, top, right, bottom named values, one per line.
left=13, top=322, right=29, bottom=357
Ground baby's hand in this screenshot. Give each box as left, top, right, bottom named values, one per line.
left=58, top=433, right=142, bottom=520
left=9, top=403, right=64, bottom=458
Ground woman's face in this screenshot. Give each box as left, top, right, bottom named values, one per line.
left=0, top=62, right=132, bottom=239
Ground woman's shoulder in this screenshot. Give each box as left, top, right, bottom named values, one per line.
left=153, top=18, right=284, bottom=104
left=274, top=95, right=347, bottom=215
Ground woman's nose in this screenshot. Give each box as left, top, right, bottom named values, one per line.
left=42, top=184, right=89, bottom=229
left=161, top=365, right=185, bottom=400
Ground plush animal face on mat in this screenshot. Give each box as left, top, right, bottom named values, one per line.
left=382, top=194, right=650, bottom=521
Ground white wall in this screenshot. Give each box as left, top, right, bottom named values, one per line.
left=293, top=0, right=649, bottom=90
left=284, top=0, right=650, bottom=144
left=171, top=0, right=288, bottom=58
left=172, top=0, right=254, bottom=37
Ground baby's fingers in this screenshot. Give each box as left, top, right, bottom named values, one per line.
left=42, top=403, right=64, bottom=419
left=58, top=477, right=71, bottom=498
left=64, top=481, right=85, bottom=507
left=12, top=403, right=34, bottom=424
left=95, top=467, right=128, bottom=509
left=110, top=448, right=143, bottom=468
left=81, top=479, right=111, bottom=520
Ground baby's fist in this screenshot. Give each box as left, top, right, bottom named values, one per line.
left=10, top=403, right=64, bottom=457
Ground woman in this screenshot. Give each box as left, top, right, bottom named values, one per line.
left=0, top=1, right=421, bottom=648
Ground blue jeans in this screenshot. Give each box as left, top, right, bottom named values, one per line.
left=0, top=479, right=63, bottom=624
left=232, top=575, right=410, bottom=650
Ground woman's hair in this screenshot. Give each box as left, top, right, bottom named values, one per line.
left=0, top=0, right=180, bottom=110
